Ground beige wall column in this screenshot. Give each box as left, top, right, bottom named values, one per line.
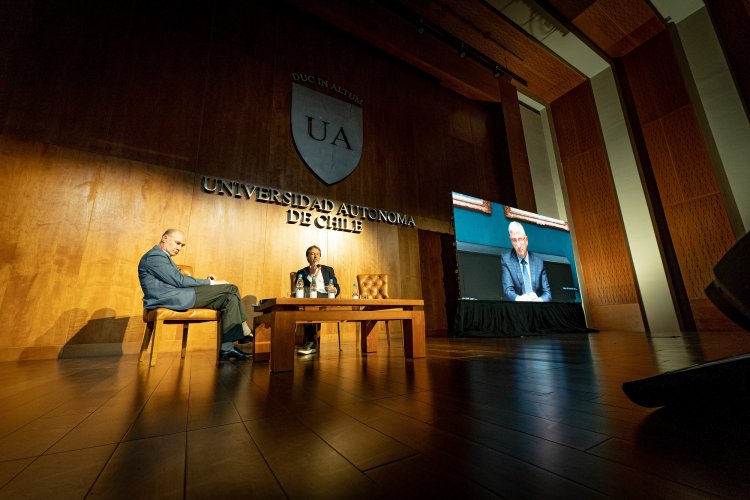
left=519, top=102, right=567, bottom=221
left=670, top=7, right=750, bottom=237
left=590, top=68, right=680, bottom=332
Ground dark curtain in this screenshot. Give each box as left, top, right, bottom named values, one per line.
left=452, top=300, right=593, bottom=337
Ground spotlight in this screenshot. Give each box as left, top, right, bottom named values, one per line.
left=417, top=18, right=424, bottom=34
left=493, top=67, right=501, bottom=78
left=458, top=44, right=466, bottom=59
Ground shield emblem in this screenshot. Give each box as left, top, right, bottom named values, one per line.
left=291, top=83, right=363, bottom=185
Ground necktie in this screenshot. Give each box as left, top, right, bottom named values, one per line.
left=521, top=259, right=532, bottom=295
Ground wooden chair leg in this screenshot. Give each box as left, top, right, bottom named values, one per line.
left=337, top=323, right=342, bottom=351
left=385, top=321, right=391, bottom=346
left=140, top=321, right=154, bottom=363
left=181, top=323, right=189, bottom=359
left=150, top=319, right=164, bottom=367
left=215, top=319, right=223, bottom=365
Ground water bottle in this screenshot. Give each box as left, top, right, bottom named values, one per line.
left=295, top=274, right=304, bottom=298
left=327, top=278, right=335, bottom=299
left=309, top=274, right=318, bottom=298
left=352, top=283, right=359, bottom=299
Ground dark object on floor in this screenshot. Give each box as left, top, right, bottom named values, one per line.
left=623, top=232, right=750, bottom=409
left=622, top=352, right=750, bottom=408
left=704, top=230, right=750, bottom=332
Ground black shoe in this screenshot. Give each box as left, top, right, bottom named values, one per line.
left=219, top=347, right=250, bottom=361
left=237, top=333, right=254, bottom=344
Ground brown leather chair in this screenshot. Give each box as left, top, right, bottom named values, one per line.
left=356, top=273, right=392, bottom=345
left=289, top=271, right=345, bottom=350
left=140, top=265, right=222, bottom=366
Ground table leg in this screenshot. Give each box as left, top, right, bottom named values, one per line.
left=360, top=320, right=379, bottom=353
left=252, top=317, right=271, bottom=363
left=403, top=311, right=426, bottom=358
left=270, top=312, right=297, bottom=372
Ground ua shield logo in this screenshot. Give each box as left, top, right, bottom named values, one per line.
left=291, top=83, right=363, bottom=185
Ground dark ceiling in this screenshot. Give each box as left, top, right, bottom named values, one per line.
left=285, top=0, right=666, bottom=104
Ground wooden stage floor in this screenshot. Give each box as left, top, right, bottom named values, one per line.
left=1, top=330, right=750, bottom=499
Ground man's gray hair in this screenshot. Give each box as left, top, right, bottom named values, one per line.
left=508, top=221, right=526, bottom=236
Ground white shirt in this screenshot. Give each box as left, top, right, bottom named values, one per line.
left=306, top=267, right=326, bottom=293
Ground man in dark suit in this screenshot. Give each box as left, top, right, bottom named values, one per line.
left=295, top=245, right=339, bottom=355
left=501, top=221, right=552, bottom=302
left=138, top=228, right=252, bottom=361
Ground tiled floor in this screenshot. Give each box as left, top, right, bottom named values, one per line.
left=1, top=330, right=750, bottom=499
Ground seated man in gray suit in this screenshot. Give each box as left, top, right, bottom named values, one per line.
left=138, top=228, right=253, bottom=361
left=501, top=221, right=552, bottom=302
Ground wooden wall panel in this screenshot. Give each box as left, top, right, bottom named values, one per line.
left=0, top=140, right=98, bottom=357
left=622, top=32, right=738, bottom=331
left=0, top=2, right=211, bottom=169
left=551, top=83, right=644, bottom=331
left=553, top=0, right=664, bottom=58
left=418, top=229, right=448, bottom=335
left=0, top=2, right=514, bottom=359
left=64, top=162, right=196, bottom=353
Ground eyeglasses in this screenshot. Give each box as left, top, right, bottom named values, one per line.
left=510, top=237, right=527, bottom=244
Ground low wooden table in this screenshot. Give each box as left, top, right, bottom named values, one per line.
left=252, top=297, right=425, bottom=372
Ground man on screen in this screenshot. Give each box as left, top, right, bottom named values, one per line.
left=501, top=221, right=552, bottom=302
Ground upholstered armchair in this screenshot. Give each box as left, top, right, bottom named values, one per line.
left=356, top=273, right=392, bottom=345
left=140, top=265, right=222, bottom=366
